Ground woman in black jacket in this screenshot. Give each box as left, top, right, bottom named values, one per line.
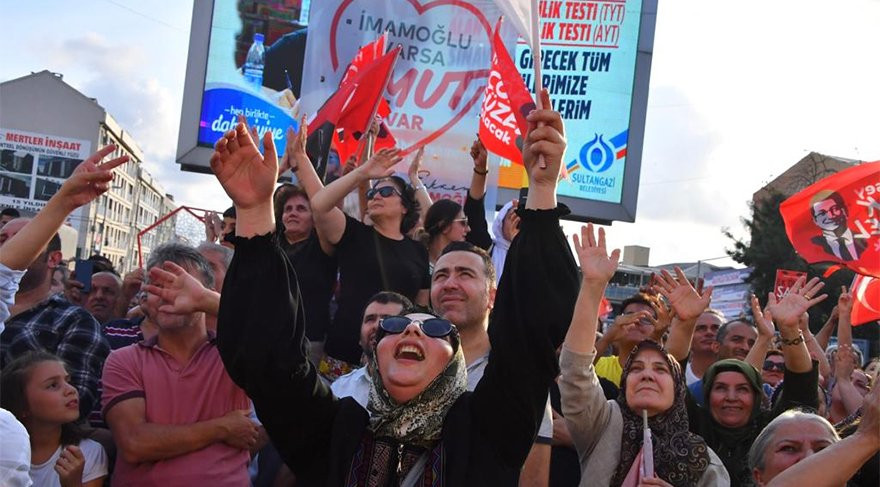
left=209, top=90, right=578, bottom=485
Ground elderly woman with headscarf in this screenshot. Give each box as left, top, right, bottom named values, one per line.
left=558, top=224, right=730, bottom=486
left=685, top=278, right=825, bottom=486
left=208, top=92, right=580, bottom=485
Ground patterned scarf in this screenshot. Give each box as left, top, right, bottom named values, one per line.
left=611, top=341, right=711, bottom=487
left=366, top=328, right=467, bottom=449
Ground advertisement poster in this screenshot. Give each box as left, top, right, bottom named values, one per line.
left=0, top=128, right=91, bottom=223
left=774, top=269, right=807, bottom=299
left=704, top=268, right=753, bottom=320
left=198, top=1, right=304, bottom=161
left=498, top=0, right=642, bottom=205
left=301, top=0, right=512, bottom=202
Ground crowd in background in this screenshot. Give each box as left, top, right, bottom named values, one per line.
left=0, top=99, right=877, bottom=487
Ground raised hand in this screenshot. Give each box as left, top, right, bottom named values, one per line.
left=653, top=267, right=712, bottom=321
left=470, top=137, right=488, bottom=172
left=837, top=286, right=854, bottom=315
left=572, top=224, right=620, bottom=284
left=751, top=294, right=776, bottom=339
left=54, top=445, right=85, bottom=487
left=523, top=89, right=566, bottom=186
left=210, top=122, right=278, bottom=210
left=144, top=261, right=212, bottom=315
left=766, top=276, right=827, bottom=331
left=834, top=343, right=857, bottom=381
left=285, top=116, right=310, bottom=174
left=408, top=145, right=426, bottom=183
left=357, top=147, right=402, bottom=181
left=57, top=145, right=129, bottom=211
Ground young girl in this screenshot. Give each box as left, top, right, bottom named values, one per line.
left=1, top=351, right=107, bottom=487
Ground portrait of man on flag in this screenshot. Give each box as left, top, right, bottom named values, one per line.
left=808, top=189, right=869, bottom=261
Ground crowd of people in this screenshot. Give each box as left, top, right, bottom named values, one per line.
left=0, top=93, right=877, bottom=487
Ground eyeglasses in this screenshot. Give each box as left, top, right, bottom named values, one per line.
left=379, top=316, right=455, bottom=338
left=763, top=361, right=785, bottom=372
left=454, top=217, right=469, bottom=226
left=366, top=186, right=401, bottom=200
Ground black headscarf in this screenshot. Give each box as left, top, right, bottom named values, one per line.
left=611, top=340, right=711, bottom=486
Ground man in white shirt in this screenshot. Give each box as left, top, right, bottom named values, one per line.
left=809, top=190, right=868, bottom=261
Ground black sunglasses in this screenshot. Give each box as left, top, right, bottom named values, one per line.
left=379, top=316, right=455, bottom=338
left=763, top=361, right=785, bottom=372
left=366, top=186, right=401, bottom=200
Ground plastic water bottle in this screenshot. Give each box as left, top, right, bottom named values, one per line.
left=243, top=33, right=265, bottom=91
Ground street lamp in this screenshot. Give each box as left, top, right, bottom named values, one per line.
left=695, top=255, right=732, bottom=281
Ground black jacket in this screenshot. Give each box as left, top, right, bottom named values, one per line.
left=216, top=207, right=579, bottom=486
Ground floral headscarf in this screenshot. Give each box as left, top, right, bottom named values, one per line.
left=611, top=340, right=711, bottom=486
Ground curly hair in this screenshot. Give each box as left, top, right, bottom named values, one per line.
left=375, top=176, right=421, bottom=234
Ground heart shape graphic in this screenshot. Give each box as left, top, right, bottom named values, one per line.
left=329, top=0, right=495, bottom=155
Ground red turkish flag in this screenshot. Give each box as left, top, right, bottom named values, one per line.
left=851, top=274, right=880, bottom=326
left=479, top=18, right=535, bottom=165
left=779, top=161, right=880, bottom=278
left=334, top=34, right=397, bottom=164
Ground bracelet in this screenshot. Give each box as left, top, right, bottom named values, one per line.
left=473, top=167, right=488, bottom=175
left=780, top=333, right=805, bottom=346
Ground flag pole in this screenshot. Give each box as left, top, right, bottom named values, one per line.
left=353, top=44, right=401, bottom=165
left=529, top=0, right=548, bottom=170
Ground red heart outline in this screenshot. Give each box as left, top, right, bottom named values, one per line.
left=329, top=0, right=494, bottom=154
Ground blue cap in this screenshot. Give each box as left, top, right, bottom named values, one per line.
left=254, top=33, right=264, bottom=43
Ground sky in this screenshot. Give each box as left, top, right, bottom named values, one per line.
left=2, top=0, right=878, bottom=269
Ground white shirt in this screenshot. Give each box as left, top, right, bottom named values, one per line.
left=821, top=228, right=859, bottom=259
left=0, top=262, right=26, bottom=335
left=331, top=367, right=371, bottom=407
left=685, top=361, right=701, bottom=386
left=0, top=408, right=31, bottom=487
left=29, top=439, right=107, bottom=487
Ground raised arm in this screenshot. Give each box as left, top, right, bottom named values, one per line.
left=407, top=145, right=432, bottom=229
left=471, top=90, right=580, bottom=466
left=765, top=383, right=879, bottom=487
left=833, top=344, right=866, bottom=417
left=654, top=267, right=713, bottom=361
left=210, top=123, right=339, bottom=479
left=835, top=286, right=854, bottom=347
left=0, top=145, right=128, bottom=270
left=814, top=306, right=838, bottom=350
left=463, top=138, right=493, bottom=250
left=766, top=277, right=826, bottom=373
left=745, top=295, right=775, bottom=372
left=765, top=276, right=825, bottom=413
left=559, top=224, right=620, bottom=453
left=310, top=147, right=402, bottom=244
left=284, top=121, right=335, bottom=255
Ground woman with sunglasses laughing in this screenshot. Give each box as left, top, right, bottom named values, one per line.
left=209, top=90, right=580, bottom=485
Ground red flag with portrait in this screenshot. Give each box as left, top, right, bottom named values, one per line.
left=779, top=161, right=880, bottom=279
left=479, top=18, right=535, bottom=165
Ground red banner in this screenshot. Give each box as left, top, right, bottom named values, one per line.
left=479, top=19, right=535, bottom=165
left=851, top=274, right=880, bottom=326
left=774, top=269, right=807, bottom=299
left=779, top=161, right=880, bottom=278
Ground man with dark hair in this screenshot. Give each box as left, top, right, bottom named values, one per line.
left=432, top=240, right=556, bottom=486
left=0, top=207, right=21, bottom=229
left=809, top=190, right=868, bottom=261
left=688, top=317, right=758, bottom=405
left=331, top=291, right=412, bottom=405
left=593, top=291, right=661, bottom=385
left=686, top=308, right=725, bottom=385
left=0, top=218, right=108, bottom=419
left=102, top=242, right=257, bottom=484
left=221, top=206, right=237, bottom=248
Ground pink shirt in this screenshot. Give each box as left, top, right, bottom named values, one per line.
left=101, top=334, right=251, bottom=486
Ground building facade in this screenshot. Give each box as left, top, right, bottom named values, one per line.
left=0, top=70, right=177, bottom=272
